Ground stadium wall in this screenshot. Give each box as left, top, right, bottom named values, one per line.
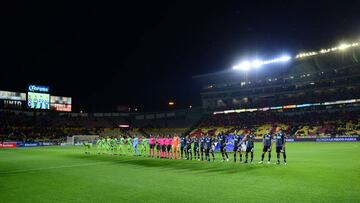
left=0, top=141, right=57, bottom=148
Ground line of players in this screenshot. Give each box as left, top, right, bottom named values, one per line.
left=95, top=130, right=287, bottom=165
left=96, top=136, right=149, bottom=156
left=164, top=130, right=285, bottom=165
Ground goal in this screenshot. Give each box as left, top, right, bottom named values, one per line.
left=66, top=135, right=99, bottom=146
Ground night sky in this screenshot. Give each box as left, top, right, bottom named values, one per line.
left=1, top=1, right=360, bottom=112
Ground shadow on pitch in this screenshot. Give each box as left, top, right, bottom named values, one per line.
left=65, top=153, right=274, bottom=175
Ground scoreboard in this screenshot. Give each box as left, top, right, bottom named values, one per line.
left=27, top=92, right=50, bottom=109
left=0, top=85, right=72, bottom=112
left=27, top=85, right=50, bottom=109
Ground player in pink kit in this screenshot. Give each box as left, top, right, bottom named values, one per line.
left=156, top=135, right=161, bottom=158
left=165, top=135, right=173, bottom=159
left=160, top=136, right=166, bottom=158
left=156, top=136, right=161, bottom=158
left=149, top=135, right=156, bottom=157
left=157, top=136, right=161, bottom=158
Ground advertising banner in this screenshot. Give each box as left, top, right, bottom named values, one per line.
left=0, top=91, right=26, bottom=101
left=0, top=142, right=17, bottom=148
left=315, top=137, right=359, bottom=142
left=28, top=85, right=49, bottom=93
left=50, top=96, right=72, bottom=112
left=0, top=100, right=25, bottom=109
left=15, top=142, right=56, bottom=147
left=41, top=142, right=55, bottom=146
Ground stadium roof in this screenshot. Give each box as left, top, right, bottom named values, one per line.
left=193, top=46, right=360, bottom=85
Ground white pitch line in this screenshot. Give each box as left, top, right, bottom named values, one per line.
left=0, top=162, right=102, bottom=175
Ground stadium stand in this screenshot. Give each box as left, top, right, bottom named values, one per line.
left=0, top=108, right=202, bottom=142
left=0, top=111, right=128, bottom=142
left=1, top=104, right=359, bottom=143
left=130, top=108, right=203, bottom=136
left=190, top=107, right=360, bottom=138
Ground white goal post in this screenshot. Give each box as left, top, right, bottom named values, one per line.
left=66, top=135, right=100, bottom=146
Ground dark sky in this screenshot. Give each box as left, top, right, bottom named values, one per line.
left=1, top=0, right=360, bottom=112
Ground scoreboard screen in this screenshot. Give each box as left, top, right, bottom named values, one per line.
left=50, top=96, right=72, bottom=112
left=27, top=92, right=50, bottom=109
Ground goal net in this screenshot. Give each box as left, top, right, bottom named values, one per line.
left=66, top=135, right=99, bottom=146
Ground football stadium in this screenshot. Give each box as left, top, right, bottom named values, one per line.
left=1, top=2, right=360, bottom=203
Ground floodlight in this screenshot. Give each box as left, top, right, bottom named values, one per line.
left=252, top=60, right=263, bottom=68
left=338, top=44, right=349, bottom=50
left=233, top=61, right=251, bottom=71
left=263, top=55, right=291, bottom=65
left=279, top=55, right=291, bottom=62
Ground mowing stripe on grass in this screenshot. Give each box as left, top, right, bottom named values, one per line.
left=0, top=162, right=102, bottom=175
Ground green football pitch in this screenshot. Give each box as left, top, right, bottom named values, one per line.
left=1, top=142, right=359, bottom=203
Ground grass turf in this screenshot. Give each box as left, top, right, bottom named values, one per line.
left=0, top=142, right=359, bottom=203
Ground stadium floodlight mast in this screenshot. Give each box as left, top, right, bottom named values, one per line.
left=233, top=55, right=291, bottom=71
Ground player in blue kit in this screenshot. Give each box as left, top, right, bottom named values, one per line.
left=275, top=130, right=287, bottom=165
left=180, top=136, right=186, bottom=159
left=218, top=132, right=229, bottom=162
left=232, top=134, right=241, bottom=163
left=186, top=137, right=192, bottom=160
left=259, top=132, right=273, bottom=164
left=193, top=137, right=200, bottom=160
left=200, top=135, right=206, bottom=161
left=204, top=135, right=215, bottom=162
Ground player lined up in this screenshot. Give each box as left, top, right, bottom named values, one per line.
left=93, top=130, right=287, bottom=165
